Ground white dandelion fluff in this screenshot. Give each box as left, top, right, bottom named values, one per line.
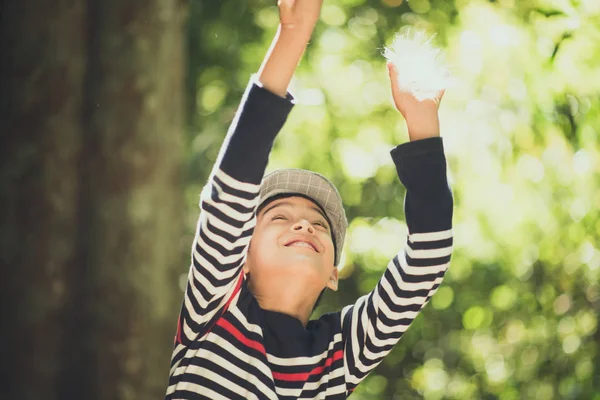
left=383, top=30, right=451, bottom=101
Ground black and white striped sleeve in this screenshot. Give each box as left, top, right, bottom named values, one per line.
left=176, top=78, right=294, bottom=345
left=341, top=137, right=454, bottom=392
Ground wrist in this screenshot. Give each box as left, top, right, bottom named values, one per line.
left=278, top=24, right=314, bottom=45
left=405, top=114, right=440, bottom=141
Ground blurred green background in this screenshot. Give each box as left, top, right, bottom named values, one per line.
left=1, top=0, right=599, bottom=399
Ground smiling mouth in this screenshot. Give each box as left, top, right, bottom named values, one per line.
left=285, top=241, right=318, bottom=252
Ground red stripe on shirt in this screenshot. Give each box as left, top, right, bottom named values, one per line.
left=223, top=272, right=244, bottom=313
left=272, top=350, right=344, bottom=381
left=175, top=315, right=183, bottom=344
left=216, top=317, right=266, bottom=355
left=202, top=272, right=245, bottom=339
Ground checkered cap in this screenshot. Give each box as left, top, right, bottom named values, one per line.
left=258, top=169, right=347, bottom=266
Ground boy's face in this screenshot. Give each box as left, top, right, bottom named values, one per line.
left=243, top=196, right=338, bottom=293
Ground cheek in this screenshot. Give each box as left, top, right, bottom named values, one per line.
left=247, top=227, right=280, bottom=266
left=321, top=234, right=336, bottom=264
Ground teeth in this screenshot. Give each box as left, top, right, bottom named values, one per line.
left=289, top=241, right=315, bottom=251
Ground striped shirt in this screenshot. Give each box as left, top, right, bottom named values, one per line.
left=166, top=79, right=453, bottom=399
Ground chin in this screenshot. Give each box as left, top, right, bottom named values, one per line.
left=251, top=251, right=329, bottom=280
left=288, top=253, right=324, bottom=267
left=268, top=254, right=323, bottom=273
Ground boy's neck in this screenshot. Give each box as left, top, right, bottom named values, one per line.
left=249, top=279, right=319, bottom=327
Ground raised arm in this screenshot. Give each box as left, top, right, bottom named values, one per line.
left=342, top=63, right=453, bottom=392
left=176, top=0, right=324, bottom=346
left=259, top=0, right=323, bottom=97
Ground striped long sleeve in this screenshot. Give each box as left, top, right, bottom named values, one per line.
left=342, top=137, right=453, bottom=392
left=175, top=79, right=294, bottom=346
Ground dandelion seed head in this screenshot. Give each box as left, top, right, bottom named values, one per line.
left=383, top=30, right=451, bottom=101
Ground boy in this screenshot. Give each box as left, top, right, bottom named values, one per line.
left=166, top=1, right=453, bottom=399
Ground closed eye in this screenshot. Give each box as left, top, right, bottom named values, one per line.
left=271, top=214, right=287, bottom=221
left=313, top=220, right=329, bottom=230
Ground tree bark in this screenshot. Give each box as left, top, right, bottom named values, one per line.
left=0, top=1, right=87, bottom=398
left=0, top=1, right=186, bottom=399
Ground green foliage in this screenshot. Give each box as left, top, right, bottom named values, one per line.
left=187, top=0, right=600, bottom=398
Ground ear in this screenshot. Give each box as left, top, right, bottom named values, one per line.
left=242, top=242, right=252, bottom=275
left=326, top=267, right=339, bottom=291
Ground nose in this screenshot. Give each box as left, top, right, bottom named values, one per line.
left=292, top=219, right=314, bottom=234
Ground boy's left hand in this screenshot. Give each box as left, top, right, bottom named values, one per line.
left=387, top=62, right=444, bottom=141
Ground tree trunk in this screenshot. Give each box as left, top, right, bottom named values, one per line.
left=0, top=1, right=186, bottom=399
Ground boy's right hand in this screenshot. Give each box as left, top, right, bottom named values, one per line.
left=278, top=0, right=324, bottom=36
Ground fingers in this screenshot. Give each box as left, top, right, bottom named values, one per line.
left=386, top=62, right=396, bottom=86
left=387, top=62, right=406, bottom=115
left=387, top=62, right=402, bottom=98
left=435, top=89, right=445, bottom=107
